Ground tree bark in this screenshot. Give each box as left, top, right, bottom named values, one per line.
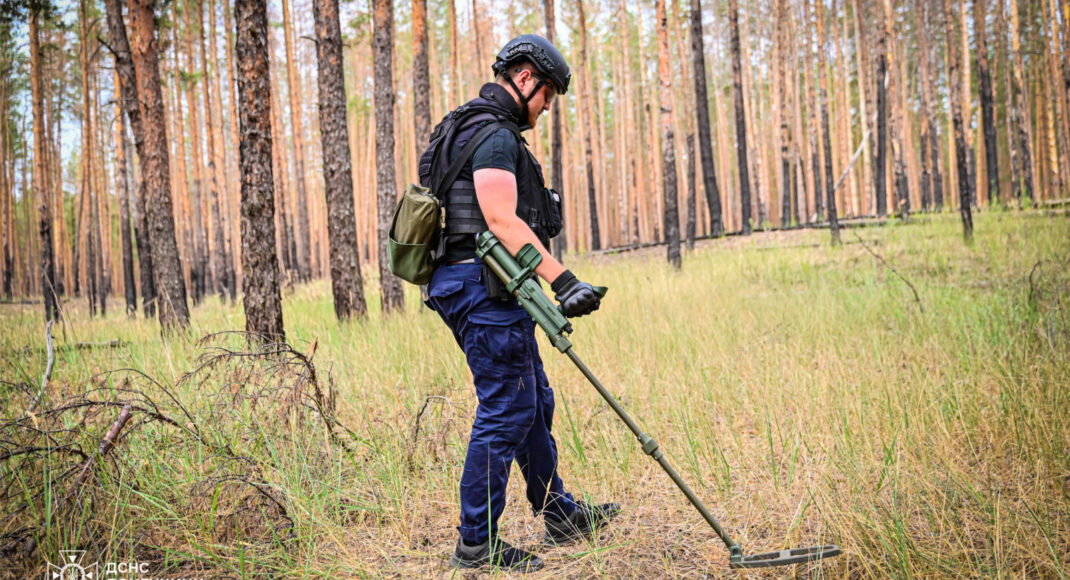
left=881, top=0, right=908, bottom=219
left=194, top=0, right=227, bottom=302
left=30, top=8, right=59, bottom=322
left=1008, top=0, right=1035, bottom=203
left=129, top=0, right=191, bottom=331
left=115, top=76, right=137, bottom=317
left=656, top=0, right=681, bottom=268
left=873, top=0, right=888, bottom=216
left=944, top=0, right=974, bottom=241
left=235, top=0, right=285, bottom=341
left=104, top=0, right=156, bottom=317
left=281, top=0, right=312, bottom=281
left=728, top=0, right=751, bottom=235
left=690, top=0, right=723, bottom=237
left=314, top=0, right=368, bottom=321
left=816, top=0, right=840, bottom=245
left=776, top=0, right=792, bottom=226
left=546, top=0, right=567, bottom=257
left=975, top=0, right=1001, bottom=206
left=576, top=0, right=601, bottom=251
left=413, top=0, right=431, bottom=150
left=373, top=0, right=404, bottom=312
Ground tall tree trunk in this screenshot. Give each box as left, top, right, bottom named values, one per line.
left=0, top=84, right=11, bottom=301
left=657, top=0, right=681, bottom=268
left=199, top=0, right=230, bottom=301
left=224, top=0, right=242, bottom=296
left=374, top=0, right=404, bottom=312
left=776, top=0, right=792, bottom=226
left=998, top=0, right=1021, bottom=204
left=314, top=0, right=368, bottom=320
left=117, top=92, right=137, bottom=317
left=690, top=0, right=723, bottom=236
left=413, top=0, right=431, bottom=150
left=1008, top=0, right=1035, bottom=203
left=545, top=0, right=566, bottom=257
left=235, top=0, right=285, bottom=341
left=816, top=0, right=840, bottom=245
left=728, top=0, right=751, bottom=235
left=915, top=0, right=934, bottom=210
left=576, top=0, right=601, bottom=251
left=881, top=0, right=909, bottom=218
left=448, top=0, right=459, bottom=107
left=30, top=8, right=59, bottom=322
left=182, top=3, right=207, bottom=304
left=129, top=0, right=191, bottom=331
left=944, top=0, right=974, bottom=240
left=205, top=0, right=235, bottom=300
left=104, top=0, right=155, bottom=316
left=975, top=0, right=1001, bottom=206
left=873, top=0, right=888, bottom=216
left=80, top=0, right=99, bottom=316
left=281, top=0, right=312, bottom=281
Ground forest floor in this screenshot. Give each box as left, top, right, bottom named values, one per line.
left=1, top=211, right=1068, bottom=578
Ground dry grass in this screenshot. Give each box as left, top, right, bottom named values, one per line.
left=1, top=211, right=1068, bottom=578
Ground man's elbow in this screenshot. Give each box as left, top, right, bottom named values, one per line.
left=484, top=211, right=517, bottom=235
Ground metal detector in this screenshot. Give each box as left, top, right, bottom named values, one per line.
left=475, top=232, right=842, bottom=569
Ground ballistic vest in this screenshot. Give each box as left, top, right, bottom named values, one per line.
left=418, top=85, right=562, bottom=263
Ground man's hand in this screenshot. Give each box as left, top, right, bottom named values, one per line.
left=551, top=270, right=601, bottom=318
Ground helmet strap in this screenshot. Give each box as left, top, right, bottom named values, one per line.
left=502, top=70, right=546, bottom=126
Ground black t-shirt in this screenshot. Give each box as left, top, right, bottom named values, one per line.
left=443, top=126, right=521, bottom=262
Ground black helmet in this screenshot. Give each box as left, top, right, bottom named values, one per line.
left=491, top=34, right=571, bottom=95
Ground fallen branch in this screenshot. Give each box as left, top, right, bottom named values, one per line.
left=852, top=231, right=924, bottom=313
left=19, top=403, right=134, bottom=557
left=24, top=321, right=55, bottom=418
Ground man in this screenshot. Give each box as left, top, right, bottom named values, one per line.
left=420, top=35, right=619, bottom=572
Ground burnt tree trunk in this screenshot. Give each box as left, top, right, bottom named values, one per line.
left=314, top=0, right=368, bottom=321
left=690, top=0, right=723, bottom=237
left=728, top=0, right=751, bottom=235
left=944, top=0, right=974, bottom=240
left=30, top=8, right=59, bottom=322
left=975, top=0, right=1001, bottom=206
left=235, top=0, right=285, bottom=341
left=373, top=0, right=405, bottom=312
left=129, top=0, right=190, bottom=331
left=657, top=0, right=681, bottom=268
left=874, top=4, right=888, bottom=217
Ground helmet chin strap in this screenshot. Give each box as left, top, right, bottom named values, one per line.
left=502, top=70, right=546, bottom=127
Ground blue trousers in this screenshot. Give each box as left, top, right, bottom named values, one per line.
left=427, top=261, right=578, bottom=545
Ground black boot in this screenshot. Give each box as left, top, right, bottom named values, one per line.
left=449, top=536, right=544, bottom=573
left=544, top=501, right=621, bottom=545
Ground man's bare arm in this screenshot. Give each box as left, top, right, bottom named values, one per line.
left=473, top=167, right=565, bottom=284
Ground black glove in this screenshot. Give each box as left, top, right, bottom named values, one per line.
left=551, top=270, right=601, bottom=318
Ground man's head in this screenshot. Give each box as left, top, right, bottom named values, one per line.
left=491, top=35, right=570, bottom=128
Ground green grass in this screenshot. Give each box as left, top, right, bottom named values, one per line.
left=1, top=211, right=1068, bottom=578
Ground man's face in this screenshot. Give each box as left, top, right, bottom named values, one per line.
left=513, top=69, right=558, bottom=127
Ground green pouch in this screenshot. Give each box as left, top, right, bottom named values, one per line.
left=387, top=183, right=442, bottom=285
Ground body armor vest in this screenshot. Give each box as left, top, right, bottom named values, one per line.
left=419, top=94, right=563, bottom=263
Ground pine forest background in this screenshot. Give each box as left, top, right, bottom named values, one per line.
left=0, top=0, right=1069, bottom=316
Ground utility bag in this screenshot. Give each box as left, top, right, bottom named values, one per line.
left=387, top=116, right=508, bottom=285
